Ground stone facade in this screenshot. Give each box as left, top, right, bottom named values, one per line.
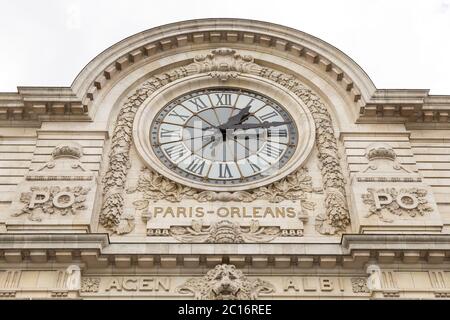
left=1, top=18, right=450, bottom=299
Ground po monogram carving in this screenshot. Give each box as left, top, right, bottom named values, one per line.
left=176, top=264, right=275, bottom=300
left=361, top=188, right=433, bottom=222
left=13, top=186, right=90, bottom=222
left=101, top=48, right=349, bottom=235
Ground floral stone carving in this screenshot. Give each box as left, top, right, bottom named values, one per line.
left=101, top=48, right=349, bottom=235
left=351, top=278, right=370, bottom=293
left=361, top=188, right=433, bottom=222
left=169, top=219, right=281, bottom=243
left=13, top=186, right=90, bottom=222
left=127, top=167, right=316, bottom=217
left=176, top=264, right=275, bottom=300
left=81, top=278, right=101, bottom=293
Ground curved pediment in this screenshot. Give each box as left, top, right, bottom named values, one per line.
left=1, top=18, right=449, bottom=128
left=71, top=18, right=375, bottom=109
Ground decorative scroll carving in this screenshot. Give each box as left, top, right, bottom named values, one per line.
left=13, top=186, right=90, bottom=222
left=193, top=48, right=258, bottom=81
left=361, top=188, right=433, bottom=222
left=127, top=167, right=316, bottom=217
left=24, top=143, right=93, bottom=183
left=66, top=265, right=81, bottom=290
left=101, top=48, right=349, bottom=235
left=367, top=265, right=382, bottom=291
left=169, top=219, right=281, bottom=243
left=81, top=278, right=100, bottom=293
left=0, top=291, right=16, bottom=298
left=176, top=264, right=275, bottom=300
left=351, top=278, right=370, bottom=293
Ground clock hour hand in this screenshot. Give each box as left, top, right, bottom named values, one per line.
left=218, top=105, right=252, bottom=130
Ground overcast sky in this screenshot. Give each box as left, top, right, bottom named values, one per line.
left=0, top=0, right=449, bottom=94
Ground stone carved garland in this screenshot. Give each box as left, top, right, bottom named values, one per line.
left=361, top=188, right=433, bottom=222
left=101, top=48, right=350, bottom=235
left=127, top=167, right=316, bottom=215
left=13, top=186, right=90, bottom=222
left=176, top=264, right=275, bottom=300
left=169, top=219, right=281, bottom=243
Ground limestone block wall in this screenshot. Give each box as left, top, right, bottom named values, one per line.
left=410, top=130, right=450, bottom=226
left=343, top=133, right=417, bottom=174
left=0, top=129, right=37, bottom=220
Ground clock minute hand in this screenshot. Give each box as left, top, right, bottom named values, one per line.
left=231, top=121, right=292, bottom=130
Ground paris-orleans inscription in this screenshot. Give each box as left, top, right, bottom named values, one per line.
left=127, top=167, right=312, bottom=242
left=143, top=203, right=306, bottom=243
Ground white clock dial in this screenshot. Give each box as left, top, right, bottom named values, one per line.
left=150, top=89, right=298, bottom=185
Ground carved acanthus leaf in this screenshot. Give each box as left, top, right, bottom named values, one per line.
left=169, top=219, right=281, bottom=243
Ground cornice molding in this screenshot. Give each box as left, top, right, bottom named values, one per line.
left=1, top=19, right=448, bottom=127
left=0, top=87, right=88, bottom=126
left=0, top=234, right=449, bottom=268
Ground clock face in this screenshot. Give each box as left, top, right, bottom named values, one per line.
left=150, top=88, right=298, bottom=186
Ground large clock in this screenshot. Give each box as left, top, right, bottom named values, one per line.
left=149, top=88, right=298, bottom=186
left=134, top=77, right=315, bottom=192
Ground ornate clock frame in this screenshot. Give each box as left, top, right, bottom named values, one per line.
left=101, top=48, right=350, bottom=236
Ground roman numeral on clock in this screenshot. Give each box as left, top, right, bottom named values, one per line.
left=261, top=143, right=283, bottom=159
left=219, top=163, right=233, bottom=178
left=215, top=93, right=232, bottom=106
left=248, top=159, right=261, bottom=173
left=267, top=129, right=288, bottom=138
left=259, top=110, right=278, bottom=121
left=169, top=110, right=189, bottom=121
left=187, top=97, right=209, bottom=111
left=164, top=143, right=185, bottom=161
left=186, top=158, right=206, bottom=175
left=160, top=128, right=180, bottom=138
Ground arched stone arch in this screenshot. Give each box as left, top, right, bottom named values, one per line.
left=100, top=48, right=350, bottom=236
left=71, top=19, right=375, bottom=121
